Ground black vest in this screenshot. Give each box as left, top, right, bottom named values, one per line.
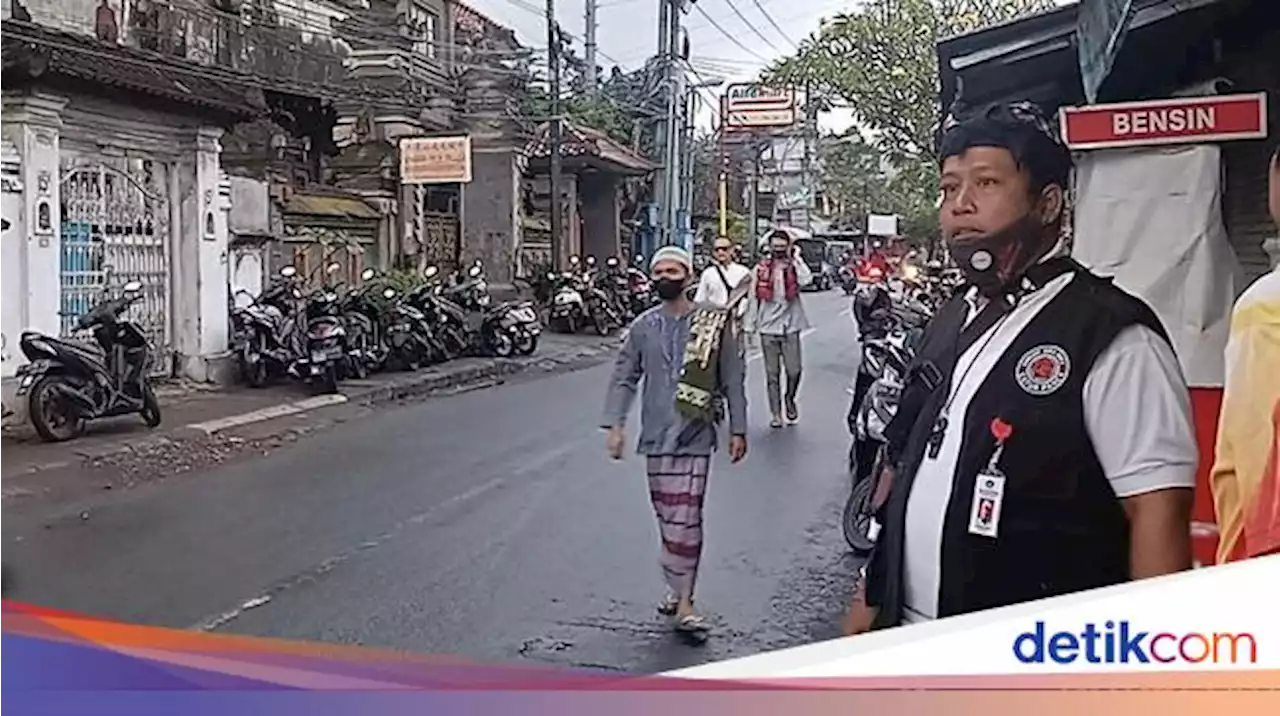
left=867, top=264, right=1172, bottom=626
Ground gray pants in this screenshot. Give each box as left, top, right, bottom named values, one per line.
left=760, top=331, right=803, bottom=418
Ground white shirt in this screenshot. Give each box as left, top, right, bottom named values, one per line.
left=900, top=272, right=1198, bottom=624
left=694, top=262, right=751, bottom=314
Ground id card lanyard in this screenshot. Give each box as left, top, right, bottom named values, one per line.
left=924, top=297, right=1017, bottom=460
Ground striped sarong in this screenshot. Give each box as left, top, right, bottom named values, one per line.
left=646, top=454, right=711, bottom=600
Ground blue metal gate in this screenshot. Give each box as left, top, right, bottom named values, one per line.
left=59, top=158, right=171, bottom=373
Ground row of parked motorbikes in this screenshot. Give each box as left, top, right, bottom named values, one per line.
left=530, top=254, right=656, bottom=336
left=230, top=260, right=542, bottom=395
left=841, top=268, right=960, bottom=555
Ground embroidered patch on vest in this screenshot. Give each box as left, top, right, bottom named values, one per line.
left=1015, top=344, right=1071, bottom=396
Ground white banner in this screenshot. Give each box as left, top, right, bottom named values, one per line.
left=1072, top=144, right=1243, bottom=387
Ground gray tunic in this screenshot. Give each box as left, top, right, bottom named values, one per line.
left=601, top=305, right=748, bottom=456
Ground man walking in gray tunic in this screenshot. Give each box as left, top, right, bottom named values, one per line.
left=602, top=245, right=748, bottom=635
left=746, top=230, right=813, bottom=428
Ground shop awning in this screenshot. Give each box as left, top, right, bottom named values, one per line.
left=283, top=193, right=381, bottom=220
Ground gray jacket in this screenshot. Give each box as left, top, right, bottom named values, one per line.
left=601, top=306, right=748, bottom=456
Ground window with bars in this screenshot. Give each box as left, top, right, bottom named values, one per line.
left=408, top=3, right=438, bottom=60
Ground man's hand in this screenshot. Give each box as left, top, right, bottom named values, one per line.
left=605, top=426, right=626, bottom=460
left=729, top=434, right=748, bottom=463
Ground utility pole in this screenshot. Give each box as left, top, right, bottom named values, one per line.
left=662, top=0, right=682, bottom=248
left=801, top=81, right=815, bottom=234
left=647, top=0, right=673, bottom=257
left=584, top=0, right=598, bottom=91
left=547, top=0, right=564, bottom=269
left=748, top=136, right=761, bottom=260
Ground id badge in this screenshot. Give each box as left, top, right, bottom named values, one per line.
left=967, top=471, right=1005, bottom=538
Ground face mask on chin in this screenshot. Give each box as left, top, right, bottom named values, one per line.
left=948, top=212, right=1050, bottom=297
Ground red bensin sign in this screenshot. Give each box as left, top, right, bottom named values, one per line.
left=1060, top=93, right=1268, bottom=150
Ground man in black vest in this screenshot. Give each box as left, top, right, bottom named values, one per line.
left=843, top=102, right=1197, bottom=634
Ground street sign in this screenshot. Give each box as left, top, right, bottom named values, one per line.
left=867, top=214, right=898, bottom=237
left=1060, top=93, right=1268, bottom=150
left=723, top=84, right=796, bottom=129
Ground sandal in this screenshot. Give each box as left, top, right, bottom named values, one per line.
left=657, top=592, right=680, bottom=616
left=676, top=614, right=711, bottom=633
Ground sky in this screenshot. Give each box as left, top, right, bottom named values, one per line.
left=463, top=0, right=1080, bottom=133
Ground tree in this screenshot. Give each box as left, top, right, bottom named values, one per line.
left=764, top=0, right=1056, bottom=237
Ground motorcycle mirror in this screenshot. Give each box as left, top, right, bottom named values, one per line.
left=361, top=268, right=376, bottom=281
left=382, top=287, right=397, bottom=299
left=469, top=265, right=482, bottom=278
left=280, top=266, right=297, bottom=278
left=326, top=262, right=341, bottom=274
left=123, top=280, right=143, bottom=293
left=424, top=265, right=440, bottom=278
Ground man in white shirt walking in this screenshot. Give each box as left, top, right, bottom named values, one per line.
left=694, top=236, right=751, bottom=309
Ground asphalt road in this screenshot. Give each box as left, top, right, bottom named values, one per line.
left=3, top=291, right=863, bottom=673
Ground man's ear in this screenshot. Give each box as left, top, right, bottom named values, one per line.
left=1036, top=183, right=1065, bottom=226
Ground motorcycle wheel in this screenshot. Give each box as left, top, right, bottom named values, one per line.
left=843, top=475, right=877, bottom=556
left=593, top=312, right=612, bottom=336
left=316, top=364, right=340, bottom=395
left=29, top=376, right=87, bottom=443
left=348, top=335, right=370, bottom=380
left=242, top=341, right=269, bottom=388
left=140, top=384, right=162, bottom=428
left=491, top=330, right=515, bottom=358
left=514, top=332, right=538, bottom=356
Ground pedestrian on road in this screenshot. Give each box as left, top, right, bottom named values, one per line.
left=844, top=101, right=1196, bottom=635
left=694, top=237, right=752, bottom=309
left=745, top=229, right=813, bottom=428
left=1211, top=143, right=1280, bottom=563
left=602, top=245, right=749, bottom=636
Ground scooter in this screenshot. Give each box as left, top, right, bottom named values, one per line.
left=15, top=281, right=162, bottom=442
left=231, top=266, right=303, bottom=388
left=288, top=262, right=348, bottom=394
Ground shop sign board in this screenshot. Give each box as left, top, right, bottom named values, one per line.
left=400, top=136, right=473, bottom=184
left=723, top=84, right=797, bottom=129
left=1060, top=93, right=1268, bottom=150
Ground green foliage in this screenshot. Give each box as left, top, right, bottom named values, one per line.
left=764, top=0, right=1056, bottom=238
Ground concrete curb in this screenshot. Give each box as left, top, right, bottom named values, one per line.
left=1, top=337, right=622, bottom=485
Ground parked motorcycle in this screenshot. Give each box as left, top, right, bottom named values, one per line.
left=289, top=262, right=348, bottom=394
left=441, top=262, right=541, bottom=357
left=379, top=280, right=441, bottom=371
left=15, top=280, right=162, bottom=442
left=408, top=265, right=471, bottom=360
left=547, top=266, right=588, bottom=334
left=231, top=265, right=303, bottom=388
left=338, top=267, right=387, bottom=377
left=841, top=284, right=929, bottom=555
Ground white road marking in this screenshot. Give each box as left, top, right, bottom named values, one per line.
left=185, top=394, right=349, bottom=435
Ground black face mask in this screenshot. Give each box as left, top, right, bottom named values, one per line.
left=771, top=248, right=790, bottom=259
left=948, top=212, right=1050, bottom=297
left=654, top=277, right=687, bottom=301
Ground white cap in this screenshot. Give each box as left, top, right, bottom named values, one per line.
left=649, top=245, right=692, bottom=273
